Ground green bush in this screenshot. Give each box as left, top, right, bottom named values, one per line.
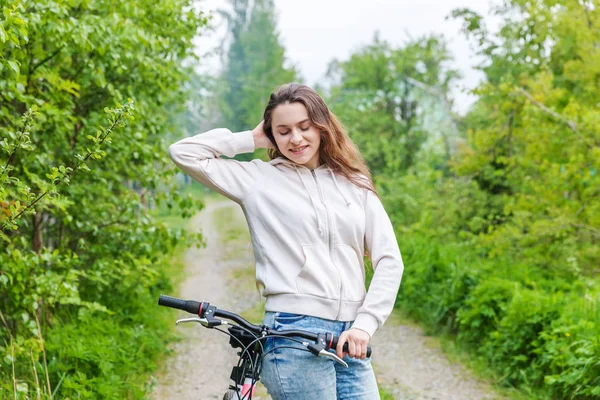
left=540, top=293, right=600, bottom=398
left=396, top=231, right=600, bottom=398
left=396, top=236, right=480, bottom=332
left=483, top=290, right=564, bottom=388
left=45, top=288, right=174, bottom=398
left=457, top=277, right=517, bottom=345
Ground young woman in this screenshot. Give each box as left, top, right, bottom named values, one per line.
left=169, top=83, right=403, bottom=399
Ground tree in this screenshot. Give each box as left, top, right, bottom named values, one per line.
left=452, top=0, right=600, bottom=275
left=388, top=2, right=600, bottom=397
left=216, top=0, right=298, bottom=143
left=326, top=34, right=459, bottom=176
left=0, top=0, right=208, bottom=397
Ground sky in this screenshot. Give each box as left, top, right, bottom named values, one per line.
left=194, top=0, right=501, bottom=115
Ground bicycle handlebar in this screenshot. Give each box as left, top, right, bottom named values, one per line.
left=158, top=294, right=201, bottom=314
left=158, top=294, right=372, bottom=358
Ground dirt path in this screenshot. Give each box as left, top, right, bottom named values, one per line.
left=371, top=314, right=502, bottom=400
left=152, top=201, right=257, bottom=400
left=152, top=202, right=504, bottom=400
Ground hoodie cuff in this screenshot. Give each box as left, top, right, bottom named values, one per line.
left=232, top=130, right=256, bottom=154
left=351, top=313, right=379, bottom=338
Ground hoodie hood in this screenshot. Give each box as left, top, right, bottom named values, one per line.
left=268, top=156, right=329, bottom=170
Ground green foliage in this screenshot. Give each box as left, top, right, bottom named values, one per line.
left=456, top=277, right=517, bottom=343
left=327, top=33, right=459, bottom=176
left=43, top=272, right=176, bottom=398
left=394, top=229, right=599, bottom=398
left=393, top=235, right=480, bottom=331
left=452, top=0, right=600, bottom=276
left=329, top=1, right=600, bottom=398
left=1, top=101, right=136, bottom=232
left=0, top=0, right=209, bottom=398
left=540, top=295, right=600, bottom=398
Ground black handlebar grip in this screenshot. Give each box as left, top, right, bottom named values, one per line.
left=341, top=343, right=372, bottom=358
left=331, top=337, right=372, bottom=358
left=158, top=294, right=201, bottom=315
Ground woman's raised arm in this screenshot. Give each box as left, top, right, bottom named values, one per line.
left=169, top=128, right=262, bottom=203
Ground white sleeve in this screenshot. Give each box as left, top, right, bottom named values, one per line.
left=168, top=128, right=260, bottom=203
left=352, top=190, right=404, bottom=337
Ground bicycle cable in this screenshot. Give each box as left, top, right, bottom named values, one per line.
left=212, top=325, right=260, bottom=400
left=213, top=323, right=271, bottom=400
left=217, top=328, right=317, bottom=400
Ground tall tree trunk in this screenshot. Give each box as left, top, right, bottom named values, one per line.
left=32, top=212, right=43, bottom=253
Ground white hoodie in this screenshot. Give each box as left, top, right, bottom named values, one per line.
left=168, top=128, right=403, bottom=337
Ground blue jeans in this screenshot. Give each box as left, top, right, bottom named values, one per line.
left=259, top=311, right=380, bottom=400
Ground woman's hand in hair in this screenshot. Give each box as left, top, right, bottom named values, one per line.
left=336, top=328, right=371, bottom=360
left=251, top=120, right=274, bottom=149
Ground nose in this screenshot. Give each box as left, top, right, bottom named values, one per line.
left=290, top=129, right=303, bottom=145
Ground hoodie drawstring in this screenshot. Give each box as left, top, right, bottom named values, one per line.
left=294, top=165, right=323, bottom=235
left=330, top=170, right=352, bottom=206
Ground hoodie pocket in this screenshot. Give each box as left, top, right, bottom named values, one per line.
left=333, top=244, right=366, bottom=302
left=296, top=244, right=340, bottom=299
left=274, top=312, right=307, bottom=325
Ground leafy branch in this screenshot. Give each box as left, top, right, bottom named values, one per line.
left=515, top=88, right=596, bottom=149
left=0, top=107, right=36, bottom=181
left=1, top=99, right=136, bottom=231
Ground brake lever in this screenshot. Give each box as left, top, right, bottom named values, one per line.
left=175, top=317, right=228, bottom=328
left=306, top=343, right=348, bottom=367
left=317, top=349, right=348, bottom=367
left=176, top=317, right=208, bottom=326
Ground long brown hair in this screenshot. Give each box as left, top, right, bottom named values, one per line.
left=263, top=83, right=377, bottom=194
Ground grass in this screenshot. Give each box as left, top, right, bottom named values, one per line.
left=212, top=202, right=266, bottom=325
left=379, top=387, right=395, bottom=399
left=239, top=301, right=266, bottom=325
left=213, top=204, right=251, bottom=245
left=152, top=183, right=211, bottom=285
left=209, top=200, right=273, bottom=398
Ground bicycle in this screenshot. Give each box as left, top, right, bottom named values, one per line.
left=158, top=294, right=373, bottom=400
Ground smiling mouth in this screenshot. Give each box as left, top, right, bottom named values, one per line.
left=290, top=145, right=308, bottom=154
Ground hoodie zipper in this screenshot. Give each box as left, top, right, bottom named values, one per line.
left=311, top=169, right=344, bottom=319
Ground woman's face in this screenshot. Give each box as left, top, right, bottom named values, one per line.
left=271, top=102, right=321, bottom=170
